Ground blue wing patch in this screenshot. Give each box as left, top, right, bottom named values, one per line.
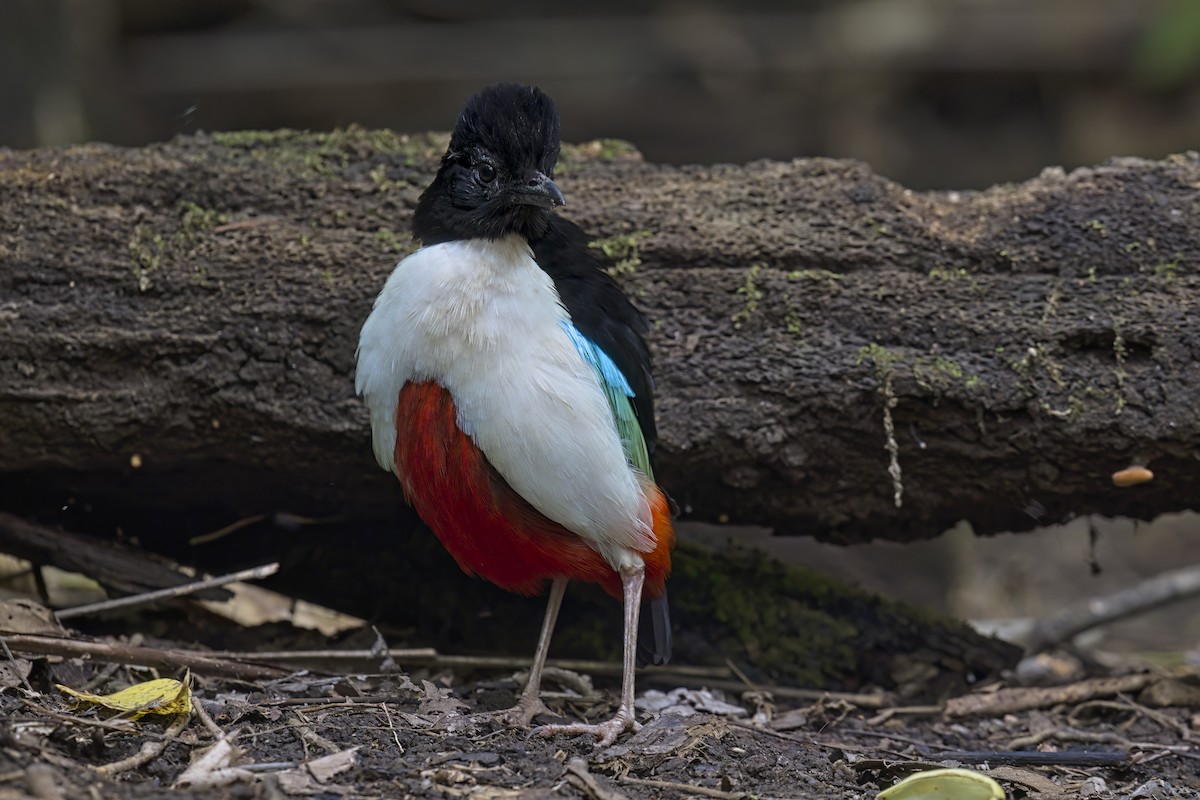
left=562, top=320, right=652, bottom=477
left=561, top=321, right=633, bottom=396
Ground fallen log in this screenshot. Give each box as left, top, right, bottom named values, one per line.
left=1, top=131, right=1195, bottom=544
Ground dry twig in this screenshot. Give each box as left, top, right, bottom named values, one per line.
left=55, top=562, right=279, bottom=620
left=192, top=697, right=227, bottom=740
left=262, top=695, right=417, bottom=708
left=865, top=705, right=942, bottom=726
left=381, top=703, right=405, bottom=755
left=1114, top=693, right=1193, bottom=741
left=944, top=674, right=1157, bottom=718
left=564, top=758, right=631, bottom=800
left=288, top=710, right=341, bottom=756
left=0, top=635, right=35, bottom=694
left=648, top=675, right=892, bottom=708
left=2, top=633, right=288, bottom=681
left=80, top=634, right=143, bottom=692
left=1025, top=562, right=1200, bottom=652
left=207, top=648, right=728, bottom=677
left=95, top=712, right=191, bottom=776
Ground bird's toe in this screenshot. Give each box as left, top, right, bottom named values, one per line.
left=532, top=709, right=640, bottom=747
left=498, top=696, right=552, bottom=729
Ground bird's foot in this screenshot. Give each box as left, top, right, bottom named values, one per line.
left=532, top=706, right=641, bottom=748
left=473, top=692, right=553, bottom=730
left=496, top=695, right=552, bottom=730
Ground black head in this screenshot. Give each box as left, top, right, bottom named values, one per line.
left=413, top=83, right=565, bottom=244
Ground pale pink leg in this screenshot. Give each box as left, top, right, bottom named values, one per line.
left=502, top=577, right=567, bottom=728
left=533, top=566, right=644, bottom=747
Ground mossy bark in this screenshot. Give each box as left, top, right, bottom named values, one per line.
left=0, top=132, right=1191, bottom=686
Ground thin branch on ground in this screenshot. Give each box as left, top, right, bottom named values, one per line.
left=79, top=634, right=143, bottom=692
left=1009, top=727, right=1131, bottom=750
left=1025, top=562, right=1200, bottom=653
left=95, top=712, right=191, bottom=776
left=288, top=710, right=341, bottom=756
left=943, top=674, right=1157, bottom=718
left=835, top=728, right=961, bottom=753
left=188, top=511, right=344, bottom=545
left=381, top=703, right=405, bottom=755
left=187, top=514, right=267, bottom=546
left=563, top=758, right=631, bottom=800
left=18, top=698, right=189, bottom=740
left=724, top=658, right=759, bottom=691
left=205, top=647, right=731, bottom=679
left=1114, top=693, right=1194, bottom=741
left=0, top=635, right=35, bottom=694
left=55, top=562, right=279, bottom=620
left=938, top=750, right=1129, bottom=766
left=262, top=695, right=419, bottom=708
left=728, top=721, right=874, bottom=754
left=652, top=675, right=892, bottom=708
left=2, top=633, right=288, bottom=680
left=865, top=705, right=943, bottom=726
left=211, top=218, right=280, bottom=235
left=192, top=697, right=227, bottom=740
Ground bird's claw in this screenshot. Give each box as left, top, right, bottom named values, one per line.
left=498, top=696, right=552, bottom=729
left=475, top=695, right=552, bottom=730
left=532, top=708, right=641, bottom=748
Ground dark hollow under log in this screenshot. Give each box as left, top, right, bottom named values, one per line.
left=2, top=131, right=1196, bottom=546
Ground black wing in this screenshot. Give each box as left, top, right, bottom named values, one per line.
left=531, top=215, right=658, bottom=459
left=532, top=215, right=671, bottom=665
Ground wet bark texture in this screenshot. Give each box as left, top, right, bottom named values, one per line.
left=3, top=132, right=1196, bottom=544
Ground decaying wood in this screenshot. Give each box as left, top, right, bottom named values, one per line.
left=0, top=513, right=230, bottom=601
left=943, top=673, right=1161, bottom=718
left=1, top=132, right=1196, bottom=546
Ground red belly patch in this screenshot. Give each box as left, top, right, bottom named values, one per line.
left=392, top=381, right=672, bottom=599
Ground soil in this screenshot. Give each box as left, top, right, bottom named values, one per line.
left=2, top=618, right=1197, bottom=800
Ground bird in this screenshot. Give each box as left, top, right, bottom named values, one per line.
left=355, top=83, right=674, bottom=746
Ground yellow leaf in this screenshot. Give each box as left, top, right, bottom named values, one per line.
left=878, top=768, right=1004, bottom=800
left=57, top=674, right=192, bottom=719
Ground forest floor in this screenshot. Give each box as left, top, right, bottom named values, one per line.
left=2, top=612, right=1198, bottom=800
left=3, top=522, right=1200, bottom=800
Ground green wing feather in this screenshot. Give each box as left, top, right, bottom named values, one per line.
left=562, top=321, right=653, bottom=479
left=600, top=379, right=653, bottom=479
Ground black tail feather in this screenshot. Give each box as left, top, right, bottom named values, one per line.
left=638, top=591, right=672, bottom=666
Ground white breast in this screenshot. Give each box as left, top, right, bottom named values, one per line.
left=355, top=236, right=654, bottom=569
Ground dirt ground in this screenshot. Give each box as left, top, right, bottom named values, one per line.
left=2, top=616, right=1198, bottom=800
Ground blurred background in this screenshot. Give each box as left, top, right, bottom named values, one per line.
left=4, top=0, right=1200, bottom=188
left=4, top=0, right=1198, bottom=657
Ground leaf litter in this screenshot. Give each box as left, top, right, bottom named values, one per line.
left=1, top=585, right=1199, bottom=797
left=57, top=675, right=193, bottom=719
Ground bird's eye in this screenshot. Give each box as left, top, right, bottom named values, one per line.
left=477, top=163, right=497, bottom=184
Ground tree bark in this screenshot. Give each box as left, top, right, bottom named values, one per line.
left=1, top=133, right=1197, bottom=547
